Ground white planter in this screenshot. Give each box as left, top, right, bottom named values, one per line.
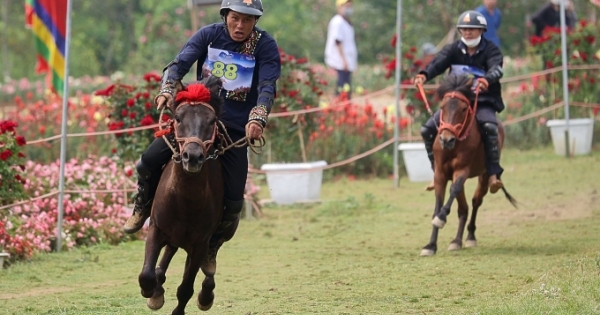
left=260, top=161, right=327, bottom=205
left=546, top=118, right=594, bottom=155
left=398, top=142, right=434, bottom=182
left=0, top=252, right=9, bottom=268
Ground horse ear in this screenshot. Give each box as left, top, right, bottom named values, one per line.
left=205, top=76, right=223, bottom=97
left=465, top=75, right=474, bottom=88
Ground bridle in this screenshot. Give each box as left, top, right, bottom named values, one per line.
left=438, top=90, right=479, bottom=141
left=159, top=101, right=219, bottom=163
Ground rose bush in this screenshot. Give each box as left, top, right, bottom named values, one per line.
left=96, top=72, right=165, bottom=162
left=0, top=120, right=28, bottom=206
left=0, top=156, right=139, bottom=264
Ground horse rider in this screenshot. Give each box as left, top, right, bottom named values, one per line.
left=413, top=10, right=505, bottom=194
left=123, top=0, right=281, bottom=236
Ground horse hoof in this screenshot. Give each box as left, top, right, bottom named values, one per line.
left=146, top=295, right=165, bottom=310
left=431, top=217, right=446, bottom=229
left=448, top=243, right=462, bottom=251
left=465, top=240, right=478, bottom=248
left=420, top=249, right=435, bottom=256
left=198, top=300, right=213, bottom=311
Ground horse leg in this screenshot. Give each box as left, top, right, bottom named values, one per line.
left=432, top=175, right=467, bottom=228
left=139, top=225, right=165, bottom=299
left=171, top=249, right=205, bottom=315
left=421, top=179, right=447, bottom=256
left=197, top=263, right=216, bottom=311
left=466, top=175, right=488, bottom=248
left=147, top=244, right=178, bottom=310
left=448, top=189, right=469, bottom=251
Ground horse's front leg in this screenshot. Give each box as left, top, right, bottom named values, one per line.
left=432, top=171, right=468, bottom=229
left=139, top=224, right=166, bottom=299
left=171, top=248, right=206, bottom=315
left=421, top=174, right=448, bottom=256
left=146, top=244, right=178, bottom=310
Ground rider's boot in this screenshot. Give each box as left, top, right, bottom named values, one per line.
left=421, top=126, right=437, bottom=191
left=481, top=122, right=504, bottom=194
left=206, top=199, right=245, bottom=270
left=124, top=160, right=160, bottom=234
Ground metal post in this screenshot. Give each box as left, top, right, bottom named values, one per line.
left=559, top=0, right=571, bottom=157
left=393, top=0, right=403, bottom=188
left=56, top=0, right=73, bottom=252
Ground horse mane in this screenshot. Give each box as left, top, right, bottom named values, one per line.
left=175, top=76, right=223, bottom=117
left=435, top=74, right=475, bottom=101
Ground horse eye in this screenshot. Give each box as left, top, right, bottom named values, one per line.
left=174, top=115, right=181, bottom=123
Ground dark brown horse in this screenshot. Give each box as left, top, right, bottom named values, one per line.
left=421, top=74, right=516, bottom=257
left=137, top=77, right=233, bottom=314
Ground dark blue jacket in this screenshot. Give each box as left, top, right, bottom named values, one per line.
left=167, top=23, right=281, bottom=132
left=419, top=38, right=505, bottom=112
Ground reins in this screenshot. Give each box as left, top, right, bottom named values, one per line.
left=416, top=83, right=481, bottom=141
left=156, top=103, right=265, bottom=163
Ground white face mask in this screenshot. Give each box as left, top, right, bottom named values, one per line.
left=461, top=36, right=481, bottom=48
left=342, top=7, right=353, bottom=17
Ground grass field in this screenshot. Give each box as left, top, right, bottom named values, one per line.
left=1, top=148, right=599, bottom=315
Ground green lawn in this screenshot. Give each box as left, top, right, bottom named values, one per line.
left=1, top=148, right=599, bottom=315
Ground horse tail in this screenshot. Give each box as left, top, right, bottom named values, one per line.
left=501, top=187, right=518, bottom=209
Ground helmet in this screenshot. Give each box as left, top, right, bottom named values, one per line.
left=456, top=10, right=487, bottom=30
left=220, top=0, right=263, bottom=18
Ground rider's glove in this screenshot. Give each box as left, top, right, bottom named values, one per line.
left=413, top=74, right=427, bottom=86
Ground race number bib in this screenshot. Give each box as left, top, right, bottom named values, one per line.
left=450, top=64, right=486, bottom=78
left=202, top=47, right=256, bottom=102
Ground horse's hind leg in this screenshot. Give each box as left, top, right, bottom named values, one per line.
left=171, top=250, right=205, bottom=315
left=449, top=189, right=469, bottom=251
left=466, top=175, right=488, bottom=248
left=139, top=225, right=165, bottom=299
left=147, top=244, right=178, bottom=310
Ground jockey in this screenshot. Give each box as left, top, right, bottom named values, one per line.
left=413, top=10, right=505, bottom=194
left=123, top=0, right=281, bottom=235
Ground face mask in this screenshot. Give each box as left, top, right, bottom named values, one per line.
left=461, top=36, right=481, bottom=48
left=342, top=7, right=353, bottom=17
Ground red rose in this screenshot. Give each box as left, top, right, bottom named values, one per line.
left=0, top=149, right=13, bottom=161
left=15, top=136, right=26, bottom=146
left=126, top=99, right=135, bottom=107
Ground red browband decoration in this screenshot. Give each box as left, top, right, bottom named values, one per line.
left=175, top=83, right=211, bottom=104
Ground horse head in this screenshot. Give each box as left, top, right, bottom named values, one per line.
left=436, top=74, right=476, bottom=150
left=172, top=76, right=223, bottom=173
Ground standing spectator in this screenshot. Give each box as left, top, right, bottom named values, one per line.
left=325, top=0, right=357, bottom=100
left=531, top=0, right=578, bottom=36
left=475, top=0, right=502, bottom=48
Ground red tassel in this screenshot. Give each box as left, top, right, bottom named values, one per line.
left=175, top=83, right=211, bottom=104
left=154, top=128, right=172, bottom=138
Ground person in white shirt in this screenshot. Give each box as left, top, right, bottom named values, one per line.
left=325, top=0, right=357, bottom=100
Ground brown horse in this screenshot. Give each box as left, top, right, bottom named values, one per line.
left=420, top=74, right=516, bottom=257
left=137, top=76, right=233, bottom=314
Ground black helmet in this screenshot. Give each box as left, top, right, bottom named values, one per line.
left=456, top=10, right=487, bottom=30
left=220, top=0, right=263, bottom=18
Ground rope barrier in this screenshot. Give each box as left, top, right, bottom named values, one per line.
left=19, top=64, right=600, bottom=145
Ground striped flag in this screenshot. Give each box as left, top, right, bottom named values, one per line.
left=30, top=0, right=67, bottom=94
left=25, top=0, right=34, bottom=28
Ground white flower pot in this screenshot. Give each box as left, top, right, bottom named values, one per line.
left=260, top=161, right=327, bottom=205
left=546, top=118, right=594, bottom=155
left=398, top=142, right=434, bottom=182
left=0, top=252, right=9, bottom=268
